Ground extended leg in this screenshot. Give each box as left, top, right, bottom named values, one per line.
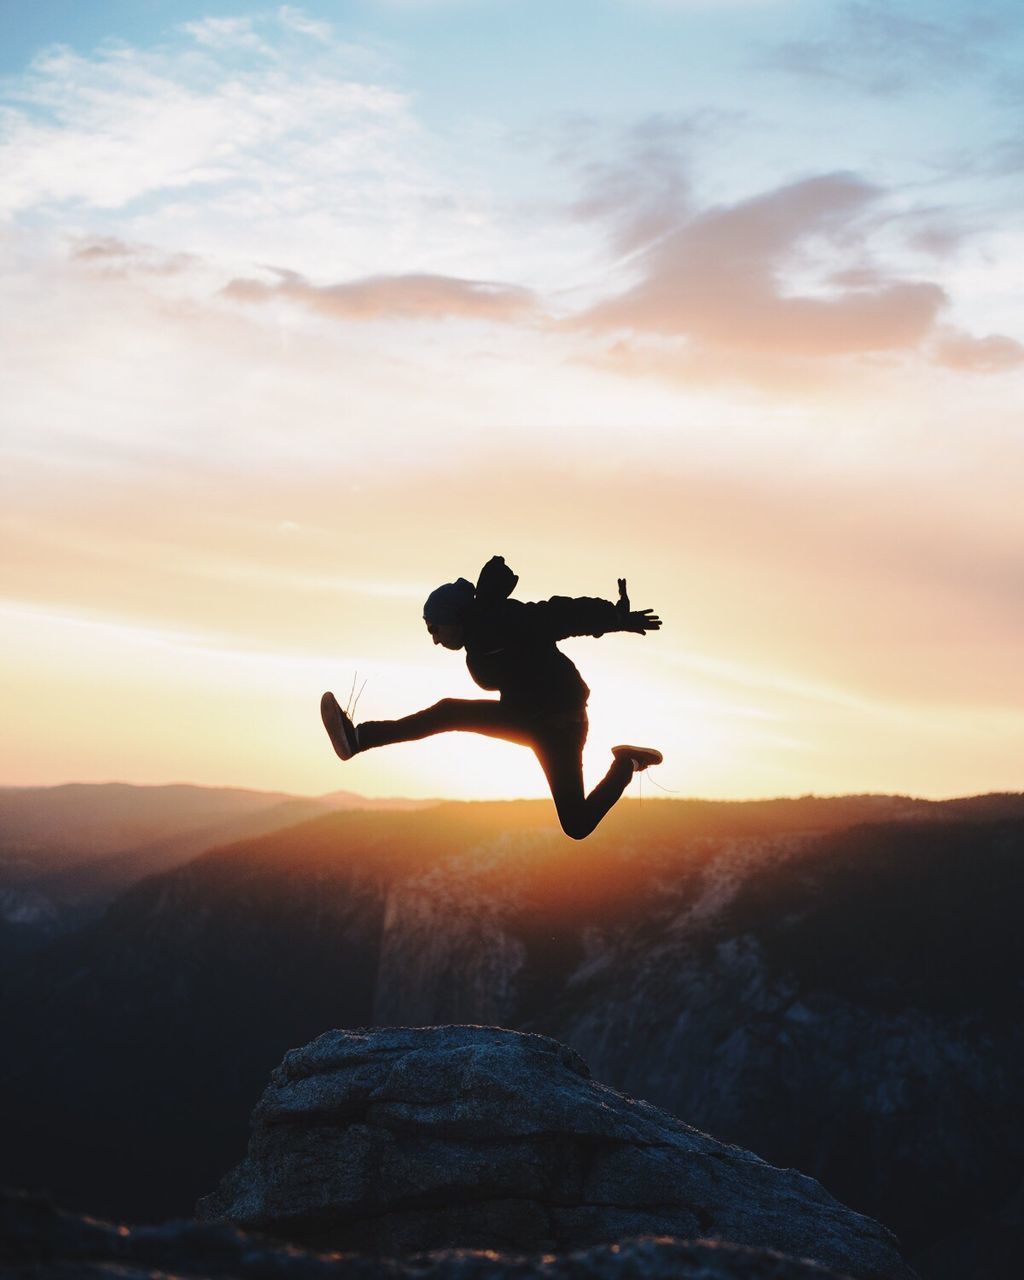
left=356, top=698, right=533, bottom=751
left=533, top=731, right=634, bottom=841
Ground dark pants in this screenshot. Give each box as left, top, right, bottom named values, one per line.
left=357, top=698, right=634, bottom=840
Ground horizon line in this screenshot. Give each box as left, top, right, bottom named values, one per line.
left=2, top=779, right=1021, bottom=805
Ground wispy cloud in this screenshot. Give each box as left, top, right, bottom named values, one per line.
left=223, top=267, right=537, bottom=323
left=567, top=113, right=694, bottom=255
left=180, top=16, right=276, bottom=55
left=932, top=328, right=1024, bottom=373
left=757, top=1, right=1017, bottom=96
left=69, top=236, right=199, bottom=276
left=277, top=7, right=335, bottom=42
left=0, top=13, right=416, bottom=240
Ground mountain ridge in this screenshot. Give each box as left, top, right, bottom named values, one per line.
left=0, top=781, right=441, bottom=950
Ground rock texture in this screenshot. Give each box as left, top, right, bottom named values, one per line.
left=198, top=1025, right=911, bottom=1280
left=0, top=1187, right=865, bottom=1280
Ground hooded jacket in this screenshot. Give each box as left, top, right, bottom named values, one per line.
left=461, top=556, right=621, bottom=716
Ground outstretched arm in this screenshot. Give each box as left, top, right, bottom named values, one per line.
left=515, top=579, right=662, bottom=642
left=615, top=578, right=662, bottom=635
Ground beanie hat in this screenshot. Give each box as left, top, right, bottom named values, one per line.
left=423, top=577, right=476, bottom=625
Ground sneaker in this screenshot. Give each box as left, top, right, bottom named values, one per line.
left=612, top=744, right=663, bottom=772
left=321, top=691, right=359, bottom=761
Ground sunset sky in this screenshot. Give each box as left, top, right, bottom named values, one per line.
left=2, top=0, right=1022, bottom=801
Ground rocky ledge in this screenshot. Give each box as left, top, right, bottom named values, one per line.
left=0, top=1187, right=873, bottom=1279
left=198, top=1025, right=912, bottom=1279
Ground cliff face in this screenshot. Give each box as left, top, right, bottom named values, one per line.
left=198, top=1024, right=912, bottom=1279
left=367, top=819, right=1024, bottom=1250
left=1, top=799, right=1022, bottom=1274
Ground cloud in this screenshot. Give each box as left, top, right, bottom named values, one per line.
left=567, top=114, right=693, bottom=255
left=0, top=12, right=543, bottom=306
left=222, top=267, right=537, bottom=323
left=180, top=16, right=273, bottom=54
left=67, top=235, right=538, bottom=327
left=277, top=6, right=334, bottom=42
left=0, top=17, right=411, bottom=222
left=933, top=329, right=1024, bottom=374
left=0, top=3, right=1014, bottom=411
left=757, top=1, right=1015, bottom=96
left=904, top=219, right=977, bottom=258
left=574, top=172, right=946, bottom=358
left=70, top=236, right=198, bottom=276
left=183, top=8, right=335, bottom=50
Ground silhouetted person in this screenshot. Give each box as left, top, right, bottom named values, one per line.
left=320, top=555, right=662, bottom=839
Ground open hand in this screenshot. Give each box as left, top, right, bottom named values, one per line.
left=617, top=578, right=662, bottom=634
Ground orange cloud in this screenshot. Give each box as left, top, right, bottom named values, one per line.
left=70, top=237, right=198, bottom=276
left=223, top=268, right=537, bottom=323
left=574, top=173, right=947, bottom=357
left=932, top=329, right=1024, bottom=374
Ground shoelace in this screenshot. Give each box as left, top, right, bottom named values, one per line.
left=345, top=671, right=367, bottom=721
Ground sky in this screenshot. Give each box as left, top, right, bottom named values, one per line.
left=1, top=0, right=1022, bottom=801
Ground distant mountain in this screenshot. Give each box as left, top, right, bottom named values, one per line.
left=31, top=797, right=335, bottom=906
left=0, top=793, right=1021, bottom=1279
left=0, top=783, right=299, bottom=872
left=318, top=788, right=440, bottom=811
left=0, top=782, right=438, bottom=953
left=0, top=781, right=435, bottom=875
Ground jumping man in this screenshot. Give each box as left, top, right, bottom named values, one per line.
left=320, top=555, right=662, bottom=839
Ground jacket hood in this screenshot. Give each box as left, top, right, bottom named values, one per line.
left=475, top=555, right=519, bottom=603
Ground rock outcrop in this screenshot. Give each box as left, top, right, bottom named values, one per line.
left=0, top=1186, right=874, bottom=1279
left=198, top=1025, right=912, bottom=1279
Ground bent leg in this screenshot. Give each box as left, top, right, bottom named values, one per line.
left=357, top=698, right=533, bottom=751
left=533, top=730, right=634, bottom=841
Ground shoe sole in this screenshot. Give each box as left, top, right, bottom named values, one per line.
left=321, top=691, right=357, bottom=761
left=612, top=744, right=663, bottom=770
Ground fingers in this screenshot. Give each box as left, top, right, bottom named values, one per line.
left=629, top=609, right=662, bottom=632
left=619, top=586, right=663, bottom=633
